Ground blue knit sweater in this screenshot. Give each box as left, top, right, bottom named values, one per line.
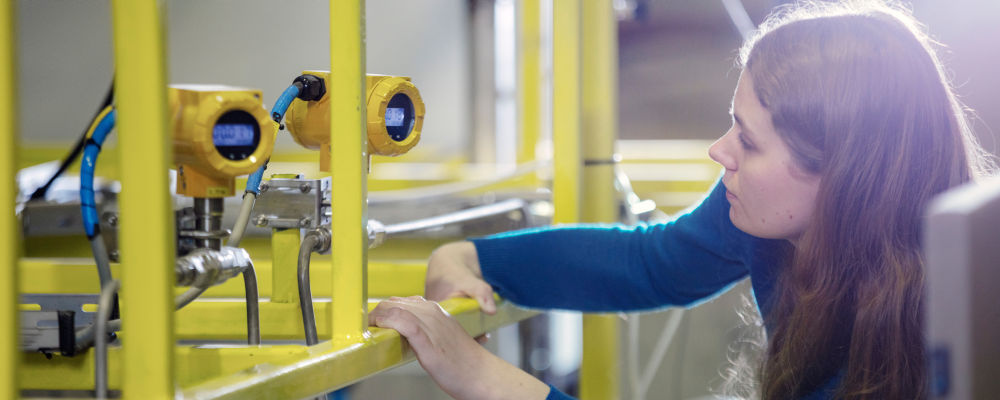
left=471, top=181, right=840, bottom=399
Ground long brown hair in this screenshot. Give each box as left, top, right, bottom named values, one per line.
left=734, top=1, right=992, bottom=398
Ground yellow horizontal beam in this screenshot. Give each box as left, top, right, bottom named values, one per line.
left=18, top=258, right=426, bottom=298
left=182, top=298, right=535, bottom=399
left=19, top=298, right=537, bottom=398
left=173, top=298, right=367, bottom=341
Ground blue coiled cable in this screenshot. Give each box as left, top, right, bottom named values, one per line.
left=246, top=83, right=301, bottom=194
left=80, top=109, right=117, bottom=238
left=270, top=84, right=300, bottom=122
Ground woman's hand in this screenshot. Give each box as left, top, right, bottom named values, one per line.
left=425, top=241, right=497, bottom=314
left=369, top=296, right=549, bottom=400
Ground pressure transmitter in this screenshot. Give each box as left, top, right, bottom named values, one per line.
left=284, top=71, right=425, bottom=171
left=169, top=85, right=275, bottom=198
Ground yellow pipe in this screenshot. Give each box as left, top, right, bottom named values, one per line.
left=517, top=0, right=541, bottom=169
left=579, top=1, right=621, bottom=398
left=0, top=1, right=18, bottom=397
left=329, top=0, right=368, bottom=344
left=552, top=0, right=582, bottom=225
left=110, top=0, right=175, bottom=398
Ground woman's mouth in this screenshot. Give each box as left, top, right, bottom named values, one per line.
left=725, top=189, right=737, bottom=202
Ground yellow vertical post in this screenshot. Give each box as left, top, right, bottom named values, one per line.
left=579, top=2, right=621, bottom=398
left=0, top=1, right=18, bottom=398
left=329, top=0, right=368, bottom=345
left=517, top=0, right=541, bottom=167
left=111, top=1, right=175, bottom=398
left=552, top=0, right=581, bottom=225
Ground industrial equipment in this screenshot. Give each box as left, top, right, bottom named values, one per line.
left=0, top=1, right=568, bottom=399
left=170, top=85, right=273, bottom=199
left=285, top=71, right=425, bottom=170
left=19, top=85, right=273, bottom=398
left=169, top=85, right=273, bottom=254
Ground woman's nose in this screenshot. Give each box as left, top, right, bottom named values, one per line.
left=708, top=133, right=737, bottom=171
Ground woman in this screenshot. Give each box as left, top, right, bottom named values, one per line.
left=370, top=1, right=993, bottom=399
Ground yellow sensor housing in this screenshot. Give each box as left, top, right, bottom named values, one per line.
left=285, top=71, right=425, bottom=171
left=169, top=85, right=275, bottom=198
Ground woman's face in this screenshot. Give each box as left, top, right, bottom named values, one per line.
left=708, top=72, right=821, bottom=242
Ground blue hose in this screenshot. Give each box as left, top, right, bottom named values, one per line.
left=80, top=109, right=117, bottom=238
left=271, top=84, right=300, bottom=122
left=245, top=160, right=268, bottom=195
left=246, top=83, right=301, bottom=194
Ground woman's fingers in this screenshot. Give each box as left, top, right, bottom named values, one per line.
left=462, top=280, right=497, bottom=315
left=474, top=333, right=490, bottom=344
left=368, top=298, right=549, bottom=400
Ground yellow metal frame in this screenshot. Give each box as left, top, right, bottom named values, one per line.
left=552, top=0, right=582, bottom=226
left=329, top=0, right=368, bottom=346
left=17, top=298, right=536, bottom=398
left=110, top=1, right=177, bottom=398
left=552, top=1, right=624, bottom=398
left=518, top=0, right=541, bottom=168
left=7, top=0, right=624, bottom=397
left=579, top=1, right=621, bottom=398
left=1, top=1, right=19, bottom=398
left=17, top=259, right=427, bottom=301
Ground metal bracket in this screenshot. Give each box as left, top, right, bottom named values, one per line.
left=19, top=294, right=101, bottom=353
left=251, top=178, right=331, bottom=229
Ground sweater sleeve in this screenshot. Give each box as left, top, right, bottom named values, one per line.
left=472, top=180, right=755, bottom=312
left=545, top=385, right=575, bottom=400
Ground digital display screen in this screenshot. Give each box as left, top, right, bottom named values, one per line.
left=213, top=124, right=256, bottom=146
left=385, top=107, right=405, bottom=127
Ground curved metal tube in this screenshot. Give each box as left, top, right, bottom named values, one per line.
left=243, top=263, right=260, bottom=345
left=367, top=161, right=547, bottom=205
left=381, top=198, right=527, bottom=237
left=89, top=235, right=114, bottom=290
left=94, top=279, right=120, bottom=400
left=75, top=319, right=121, bottom=354
left=174, top=286, right=208, bottom=310
left=76, top=247, right=258, bottom=354
left=297, top=233, right=321, bottom=345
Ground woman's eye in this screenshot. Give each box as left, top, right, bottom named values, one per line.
left=738, top=133, right=754, bottom=150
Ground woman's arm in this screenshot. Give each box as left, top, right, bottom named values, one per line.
left=427, top=180, right=759, bottom=312
left=369, top=296, right=551, bottom=400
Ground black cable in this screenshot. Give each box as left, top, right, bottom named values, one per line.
left=29, top=79, right=115, bottom=201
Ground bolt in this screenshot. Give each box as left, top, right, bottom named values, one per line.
left=300, top=183, right=311, bottom=193
left=299, top=217, right=312, bottom=228
left=259, top=183, right=269, bottom=193
left=103, top=212, right=118, bottom=227
left=254, top=215, right=269, bottom=227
